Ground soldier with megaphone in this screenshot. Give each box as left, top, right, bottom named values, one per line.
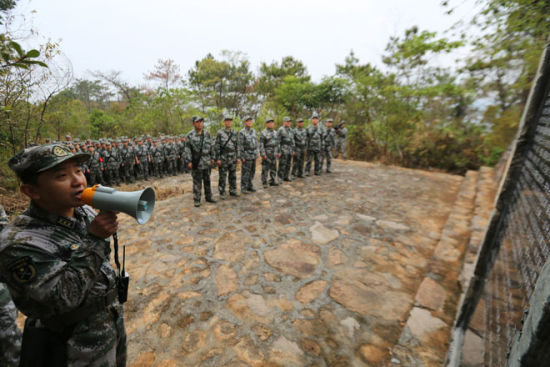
left=0, top=143, right=154, bottom=366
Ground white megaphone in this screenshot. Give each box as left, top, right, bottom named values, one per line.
left=81, top=185, right=155, bottom=224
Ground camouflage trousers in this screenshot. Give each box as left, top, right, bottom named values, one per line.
left=177, top=158, right=187, bottom=173
left=88, top=168, right=104, bottom=186
left=152, top=162, right=163, bottom=178
left=292, top=148, right=306, bottom=178
left=104, top=167, right=121, bottom=186
left=261, top=155, right=278, bottom=185
left=305, top=150, right=321, bottom=175
left=219, top=162, right=237, bottom=195
left=165, top=159, right=176, bottom=176
left=137, top=162, right=149, bottom=180
left=320, top=149, right=332, bottom=172
left=121, top=163, right=134, bottom=183
left=241, top=158, right=256, bottom=191
left=335, top=138, right=346, bottom=159
left=277, top=152, right=292, bottom=180
left=192, top=168, right=213, bottom=202
left=0, top=283, right=21, bottom=367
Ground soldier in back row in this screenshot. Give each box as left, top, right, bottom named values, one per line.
left=305, top=114, right=324, bottom=176
left=321, top=118, right=335, bottom=173
left=291, top=118, right=307, bottom=179
left=238, top=116, right=259, bottom=194
left=277, top=116, right=295, bottom=182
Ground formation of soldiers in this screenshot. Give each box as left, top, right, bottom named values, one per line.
left=33, top=114, right=348, bottom=207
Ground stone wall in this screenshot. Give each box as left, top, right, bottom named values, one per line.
left=447, top=40, right=550, bottom=366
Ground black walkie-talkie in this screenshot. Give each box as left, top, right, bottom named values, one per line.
left=113, top=233, right=129, bottom=304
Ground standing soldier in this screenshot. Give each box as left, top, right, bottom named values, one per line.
left=334, top=121, right=348, bottom=160
left=321, top=118, right=336, bottom=173
left=167, top=136, right=178, bottom=176
left=135, top=138, right=151, bottom=180
left=185, top=116, right=217, bottom=207
left=0, top=204, right=22, bottom=367
left=238, top=116, right=259, bottom=194
left=1, top=144, right=126, bottom=366
left=120, top=138, right=135, bottom=184
left=291, top=118, right=307, bottom=179
left=105, top=141, right=122, bottom=186
left=87, top=144, right=105, bottom=186
left=215, top=115, right=240, bottom=199
left=277, top=116, right=295, bottom=182
left=260, top=117, right=280, bottom=188
left=305, top=114, right=324, bottom=176
left=151, top=139, right=164, bottom=178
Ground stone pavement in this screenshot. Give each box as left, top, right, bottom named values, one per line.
left=115, top=160, right=477, bottom=367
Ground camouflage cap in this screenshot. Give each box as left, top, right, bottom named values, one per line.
left=243, top=116, right=253, bottom=122
left=283, top=116, right=291, bottom=122
left=311, top=113, right=319, bottom=119
left=326, top=118, right=333, bottom=123
left=223, top=115, right=233, bottom=121
left=9, top=144, right=90, bottom=179
left=265, top=117, right=274, bottom=123
left=192, top=116, right=204, bottom=123
left=297, top=118, right=304, bottom=122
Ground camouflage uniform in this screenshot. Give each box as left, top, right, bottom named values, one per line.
left=119, top=143, right=135, bottom=184
left=305, top=123, right=324, bottom=176
left=104, top=146, right=122, bottom=186
left=238, top=124, right=258, bottom=193
left=334, top=125, right=348, bottom=159
left=277, top=122, right=295, bottom=182
left=87, top=149, right=104, bottom=186
left=260, top=123, right=280, bottom=187
left=164, top=140, right=177, bottom=176
left=321, top=124, right=336, bottom=173
left=135, top=143, right=150, bottom=180
left=185, top=129, right=215, bottom=205
left=151, top=142, right=165, bottom=178
left=291, top=123, right=307, bottom=178
left=176, top=137, right=187, bottom=174
left=215, top=127, right=240, bottom=196
left=0, top=203, right=127, bottom=367
left=0, top=205, right=22, bottom=367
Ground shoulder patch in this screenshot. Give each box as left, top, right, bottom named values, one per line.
left=9, top=256, right=36, bottom=284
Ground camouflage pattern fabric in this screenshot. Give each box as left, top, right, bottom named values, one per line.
left=335, top=127, right=348, bottom=159
left=215, top=128, right=239, bottom=195
left=119, top=145, right=135, bottom=183
left=87, top=150, right=104, bottom=186
left=0, top=202, right=126, bottom=366
left=238, top=127, right=259, bottom=192
left=163, top=142, right=177, bottom=176
left=135, top=144, right=150, bottom=180
left=260, top=128, right=280, bottom=185
left=277, top=126, right=295, bottom=181
left=151, top=144, right=165, bottom=178
left=305, top=125, right=324, bottom=175
left=103, top=148, right=121, bottom=186
left=292, top=126, right=307, bottom=178
left=192, top=169, right=213, bottom=203
left=321, top=127, right=335, bottom=172
left=0, top=205, right=22, bottom=367
left=185, top=130, right=215, bottom=203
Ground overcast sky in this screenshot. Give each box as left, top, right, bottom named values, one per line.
left=13, top=0, right=479, bottom=85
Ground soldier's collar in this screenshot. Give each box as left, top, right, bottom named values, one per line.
left=27, top=201, right=87, bottom=229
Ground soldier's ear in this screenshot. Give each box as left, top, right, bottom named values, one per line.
left=20, top=183, right=40, bottom=201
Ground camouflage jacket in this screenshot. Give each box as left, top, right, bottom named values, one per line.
left=151, top=145, right=165, bottom=164
left=88, top=150, right=103, bottom=170
left=238, top=127, right=258, bottom=160
left=176, top=141, right=186, bottom=158
left=293, top=127, right=307, bottom=149
left=185, top=130, right=214, bottom=170
left=0, top=282, right=21, bottom=367
left=277, top=126, right=295, bottom=155
left=215, top=128, right=239, bottom=162
left=324, top=128, right=336, bottom=150
left=164, top=143, right=177, bottom=160
left=103, top=148, right=121, bottom=169
left=336, top=127, right=348, bottom=139
left=136, top=145, right=150, bottom=163
left=260, top=128, right=280, bottom=157
left=119, top=146, right=135, bottom=165
left=306, top=125, right=324, bottom=152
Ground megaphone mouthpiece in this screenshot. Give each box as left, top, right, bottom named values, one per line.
left=81, top=185, right=156, bottom=224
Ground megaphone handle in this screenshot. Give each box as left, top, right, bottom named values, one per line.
left=113, top=232, right=121, bottom=277
left=122, top=245, right=126, bottom=275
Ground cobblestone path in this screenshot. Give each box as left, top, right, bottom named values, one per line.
left=118, top=160, right=466, bottom=366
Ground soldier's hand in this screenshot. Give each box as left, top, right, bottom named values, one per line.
left=188, top=162, right=193, bottom=170
left=89, top=211, right=119, bottom=239
left=217, top=160, right=222, bottom=167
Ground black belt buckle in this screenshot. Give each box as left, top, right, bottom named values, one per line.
left=117, top=272, right=129, bottom=304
